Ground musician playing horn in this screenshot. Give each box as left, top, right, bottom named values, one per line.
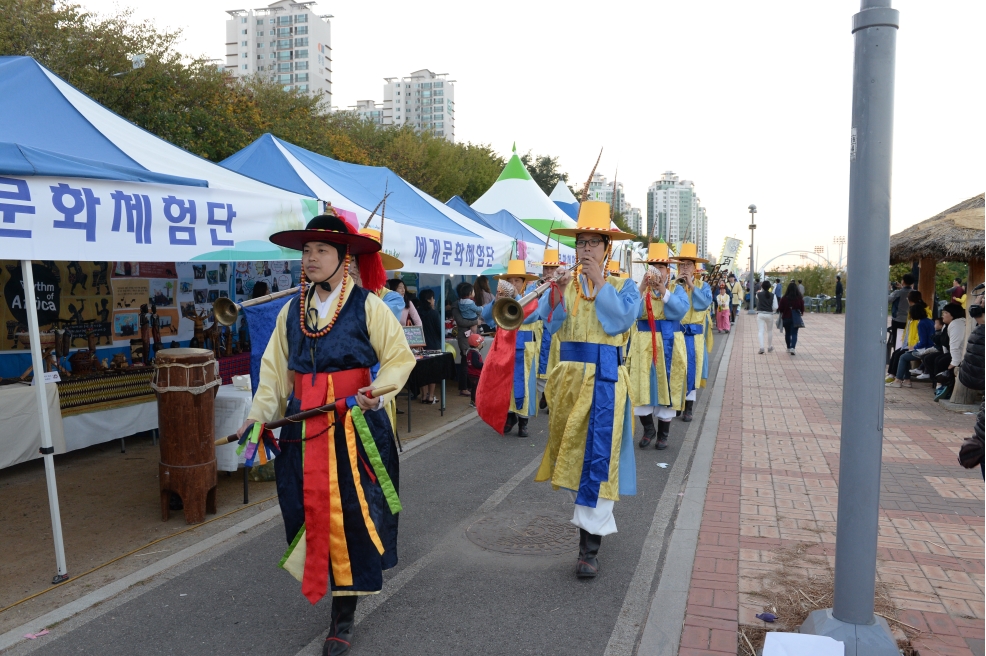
left=537, top=201, right=639, bottom=579
left=626, top=241, right=689, bottom=449
left=534, top=249, right=564, bottom=412
left=236, top=211, right=415, bottom=656
left=673, top=242, right=713, bottom=422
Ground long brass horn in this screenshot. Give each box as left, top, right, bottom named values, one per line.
left=213, top=286, right=301, bottom=326
left=491, top=264, right=578, bottom=330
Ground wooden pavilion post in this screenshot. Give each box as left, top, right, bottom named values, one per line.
left=917, top=256, right=936, bottom=308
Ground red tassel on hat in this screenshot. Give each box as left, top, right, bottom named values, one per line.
left=358, top=252, right=387, bottom=292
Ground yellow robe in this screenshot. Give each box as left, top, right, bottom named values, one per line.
left=537, top=276, right=633, bottom=503
left=510, top=320, right=542, bottom=417
left=680, top=280, right=710, bottom=395
left=626, top=285, right=688, bottom=411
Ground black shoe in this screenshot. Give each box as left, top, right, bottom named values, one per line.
left=656, top=420, right=671, bottom=450
left=576, top=528, right=601, bottom=578
left=323, top=596, right=357, bottom=656
left=517, top=418, right=529, bottom=438
left=539, top=393, right=548, bottom=410
left=681, top=400, right=694, bottom=422
left=503, top=413, right=517, bottom=434
left=638, top=415, right=656, bottom=448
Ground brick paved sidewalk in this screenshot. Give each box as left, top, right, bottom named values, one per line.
left=679, top=313, right=984, bottom=656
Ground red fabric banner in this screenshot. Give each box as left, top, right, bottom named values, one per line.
left=299, top=372, right=333, bottom=605
left=476, top=299, right=539, bottom=433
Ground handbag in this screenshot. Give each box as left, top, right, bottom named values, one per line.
left=793, top=309, right=806, bottom=329
left=775, top=314, right=783, bottom=330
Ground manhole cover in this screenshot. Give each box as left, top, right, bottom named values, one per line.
left=466, top=509, right=579, bottom=555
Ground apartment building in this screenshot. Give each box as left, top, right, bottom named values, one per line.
left=646, top=171, right=710, bottom=257
left=380, top=70, right=455, bottom=141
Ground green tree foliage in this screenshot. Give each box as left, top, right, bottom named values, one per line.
left=0, top=0, right=523, bottom=203
left=765, top=265, right=845, bottom=298
left=520, top=151, right=570, bottom=196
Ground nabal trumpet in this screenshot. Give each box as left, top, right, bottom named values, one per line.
left=213, top=286, right=301, bottom=326
left=492, top=264, right=578, bottom=331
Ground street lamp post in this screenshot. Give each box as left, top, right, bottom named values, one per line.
left=746, top=204, right=757, bottom=314
left=834, top=235, right=847, bottom=270
left=799, top=1, right=900, bottom=654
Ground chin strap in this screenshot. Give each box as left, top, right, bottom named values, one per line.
left=314, top=257, right=345, bottom=293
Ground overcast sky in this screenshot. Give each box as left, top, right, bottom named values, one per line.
left=81, top=0, right=984, bottom=268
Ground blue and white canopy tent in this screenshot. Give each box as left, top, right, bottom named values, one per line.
left=549, top=181, right=580, bottom=220
left=220, top=134, right=513, bottom=276
left=0, top=56, right=317, bottom=581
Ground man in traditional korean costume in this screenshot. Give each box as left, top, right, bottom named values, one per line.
left=626, top=242, right=689, bottom=449
left=674, top=243, right=712, bottom=422
left=535, top=249, right=564, bottom=411
left=238, top=212, right=415, bottom=656
left=537, top=201, right=639, bottom=578
left=481, top=259, right=540, bottom=437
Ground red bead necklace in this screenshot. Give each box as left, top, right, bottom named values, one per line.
left=299, top=254, right=350, bottom=338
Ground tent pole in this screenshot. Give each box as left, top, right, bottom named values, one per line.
left=440, top=276, right=446, bottom=412
left=21, top=260, right=69, bottom=583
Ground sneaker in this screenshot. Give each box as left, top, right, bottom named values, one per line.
left=768, top=346, right=774, bottom=353
left=885, top=375, right=896, bottom=383
left=886, top=380, right=901, bottom=388
left=469, top=401, right=476, bottom=408
left=790, top=350, right=796, bottom=356
left=916, top=373, right=930, bottom=380
left=759, top=348, right=765, bottom=354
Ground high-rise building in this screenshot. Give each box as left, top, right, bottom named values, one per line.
left=587, top=172, right=626, bottom=215
left=225, top=0, right=332, bottom=99
left=353, top=100, right=385, bottom=125
left=646, top=171, right=709, bottom=257
left=625, top=207, right=643, bottom=235
left=380, top=70, right=455, bottom=141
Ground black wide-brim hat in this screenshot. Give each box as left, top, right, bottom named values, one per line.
left=269, top=213, right=380, bottom=255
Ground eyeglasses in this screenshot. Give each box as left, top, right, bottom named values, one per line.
left=575, top=238, right=605, bottom=248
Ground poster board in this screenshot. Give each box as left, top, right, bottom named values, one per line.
left=403, top=325, right=426, bottom=347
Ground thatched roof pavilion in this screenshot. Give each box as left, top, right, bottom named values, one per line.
left=890, top=193, right=984, bottom=264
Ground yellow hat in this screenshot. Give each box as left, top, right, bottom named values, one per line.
left=634, top=242, right=678, bottom=264
left=551, top=201, right=636, bottom=240
left=606, top=260, right=622, bottom=274
left=534, top=248, right=563, bottom=267
left=494, top=259, right=539, bottom=282
left=359, top=228, right=404, bottom=270
left=675, top=242, right=708, bottom=264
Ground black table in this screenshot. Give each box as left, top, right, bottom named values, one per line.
left=401, top=352, right=456, bottom=432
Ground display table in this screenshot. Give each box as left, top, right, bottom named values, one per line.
left=0, top=383, right=66, bottom=470
left=214, top=385, right=262, bottom=472
left=401, top=352, right=457, bottom=432
left=63, top=400, right=158, bottom=452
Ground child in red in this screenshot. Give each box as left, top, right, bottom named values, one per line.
left=466, top=333, right=485, bottom=408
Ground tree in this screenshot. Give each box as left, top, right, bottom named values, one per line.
left=520, top=151, right=569, bottom=196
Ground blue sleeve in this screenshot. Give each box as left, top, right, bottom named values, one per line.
left=596, top=279, right=640, bottom=336
left=539, top=286, right=566, bottom=335
left=662, top=286, right=690, bottom=322
left=382, top=291, right=404, bottom=320
left=689, top=283, right=713, bottom=312
left=917, top=319, right=935, bottom=349
left=481, top=300, right=494, bottom=324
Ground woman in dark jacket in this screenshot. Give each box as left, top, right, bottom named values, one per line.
left=416, top=289, right=443, bottom=404
left=887, top=303, right=935, bottom=388
left=777, top=281, right=805, bottom=355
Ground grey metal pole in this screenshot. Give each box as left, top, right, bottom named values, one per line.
left=800, top=2, right=899, bottom=653
left=747, top=205, right=757, bottom=314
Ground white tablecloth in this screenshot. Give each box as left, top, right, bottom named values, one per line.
left=62, top=400, right=158, bottom=452
left=214, top=385, right=255, bottom=472
left=0, top=383, right=66, bottom=470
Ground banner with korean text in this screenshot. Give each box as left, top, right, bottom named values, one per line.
left=718, top=237, right=744, bottom=276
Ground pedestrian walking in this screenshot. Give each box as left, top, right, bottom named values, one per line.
left=237, top=213, right=415, bottom=656
left=835, top=275, right=844, bottom=314
left=627, top=242, right=688, bottom=449
left=778, top=281, right=806, bottom=355
left=797, top=280, right=805, bottom=296
left=715, top=282, right=731, bottom=333
left=536, top=200, right=639, bottom=579
left=755, top=280, right=777, bottom=354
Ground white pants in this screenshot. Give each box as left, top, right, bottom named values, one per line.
left=686, top=390, right=696, bottom=401
left=634, top=405, right=677, bottom=421
left=537, top=376, right=547, bottom=397
left=572, top=497, right=617, bottom=536
left=757, top=313, right=774, bottom=349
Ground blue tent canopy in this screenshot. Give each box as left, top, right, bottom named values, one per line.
left=221, top=134, right=476, bottom=237
left=0, top=142, right=207, bottom=186
left=446, top=196, right=545, bottom=245
left=554, top=200, right=579, bottom=220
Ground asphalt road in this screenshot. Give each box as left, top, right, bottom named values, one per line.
left=19, top=332, right=727, bottom=656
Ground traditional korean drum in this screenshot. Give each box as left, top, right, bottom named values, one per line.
left=151, top=348, right=221, bottom=524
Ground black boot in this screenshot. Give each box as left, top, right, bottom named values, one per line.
left=323, top=596, right=357, bottom=656
left=539, top=393, right=548, bottom=410
left=638, top=415, right=656, bottom=448
left=681, top=400, right=694, bottom=422
left=503, top=412, right=517, bottom=434
left=656, top=420, right=671, bottom=450
left=576, top=528, right=602, bottom=578
left=517, top=417, right=529, bottom=437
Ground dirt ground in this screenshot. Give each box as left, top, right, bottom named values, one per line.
left=0, top=387, right=474, bottom=635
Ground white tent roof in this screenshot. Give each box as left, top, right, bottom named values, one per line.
left=548, top=180, right=579, bottom=204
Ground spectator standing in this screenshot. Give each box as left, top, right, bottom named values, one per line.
left=755, top=280, right=777, bottom=354
left=453, top=282, right=481, bottom=396
left=728, top=274, right=743, bottom=321
left=888, top=274, right=915, bottom=349
left=715, top=283, right=731, bottom=333
left=416, top=289, right=443, bottom=404
left=778, top=281, right=806, bottom=355
left=887, top=303, right=935, bottom=387
left=387, top=279, right=421, bottom=327
left=773, top=278, right=783, bottom=301
left=835, top=275, right=844, bottom=314
left=951, top=277, right=966, bottom=303
left=474, top=275, right=495, bottom=307
left=797, top=280, right=805, bottom=296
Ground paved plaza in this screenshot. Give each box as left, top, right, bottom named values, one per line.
left=680, top=314, right=984, bottom=656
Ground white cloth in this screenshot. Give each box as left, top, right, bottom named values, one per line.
left=757, top=312, right=774, bottom=349
left=633, top=404, right=676, bottom=420
left=537, top=376, right=547, bottom=396
left=0, top=383, right=66, bottom=470
left=313, top=284, right=343, bottom=319
left=572, top=498, right=617, bottom=536
left=947, top=317, right=967, bottom=366
left=63, top=400, right=157, bottom=452
left=686, top=390, right=696, bottom=401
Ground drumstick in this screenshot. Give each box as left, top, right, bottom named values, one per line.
left=215, top=384, right=398, bottom=446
